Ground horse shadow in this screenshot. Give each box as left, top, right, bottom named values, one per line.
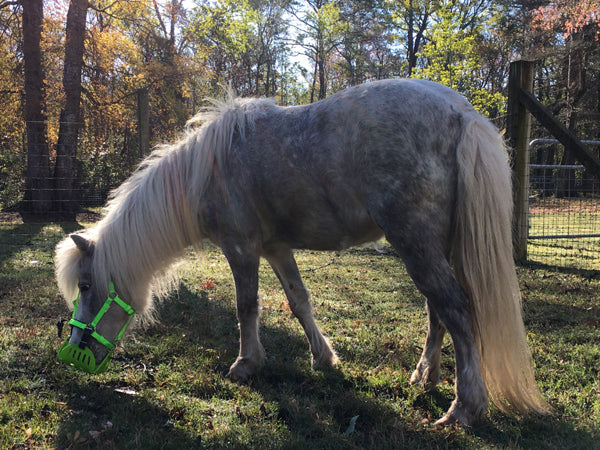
left=90, top=284, right=598, bottom=447
left=95, top=284, right=456, bottom=447
left=52, top=280, right=598, bottom=448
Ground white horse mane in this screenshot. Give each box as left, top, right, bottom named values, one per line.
left=55, top=92, right=278, bottom=317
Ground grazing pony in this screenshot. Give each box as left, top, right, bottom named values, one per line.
left=55, top=79, right=550, bottom=425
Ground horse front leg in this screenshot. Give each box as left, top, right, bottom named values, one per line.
left=223, top=248, right=265, bottom=382
left=410, top=300, right=446, bottom=391
left=266, top=247, right=338, bottom=370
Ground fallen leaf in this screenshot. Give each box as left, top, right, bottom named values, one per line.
left=344, top=415, right=359, bottom=436
left=114, top=387, right=138, bottom=396
left=200, top=279, right=217, bottom=290
left=89, top=430, right=101, bottom=440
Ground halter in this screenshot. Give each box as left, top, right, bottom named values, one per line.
left=57, top=282, right=136, bottom=374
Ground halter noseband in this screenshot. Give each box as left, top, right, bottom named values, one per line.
left=57, top=282, right=136, bottom=374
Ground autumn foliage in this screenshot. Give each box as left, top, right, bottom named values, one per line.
left=0, top=0, right=599, bottom=213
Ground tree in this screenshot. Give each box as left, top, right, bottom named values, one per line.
left=533, top=0, right=600, bottom=40
left=53, top=0, right=88, bottom=216
left=239, top=0, right=290, bottom=97
left=21, top=0, right=51, bottom=214
left=187, top=0, right=257, bottom=97
left=291, top=0, right=347, bottom=101
left=387, top=0, right=439, bottom=76
left=334, top=0, right=401, bottom=86
left=413, top=0, right=505, bottom=117
left=0, top=2, right=26, bottom=209
left=530, top=0, right=600, bottom=195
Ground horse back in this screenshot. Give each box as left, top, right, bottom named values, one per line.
left=215, top=80, right=468, bottom=252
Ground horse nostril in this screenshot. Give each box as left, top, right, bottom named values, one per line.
left=79, top=325, right=94, bottom=349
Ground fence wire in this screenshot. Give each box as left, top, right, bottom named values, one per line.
left=2, top=144, right=600, bottom=274
left=528, top=165, right=600, bottom=271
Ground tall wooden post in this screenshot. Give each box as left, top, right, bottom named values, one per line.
left=137, top=88, right=150, bottom=159
left=506, top=60, right=534, bottom=262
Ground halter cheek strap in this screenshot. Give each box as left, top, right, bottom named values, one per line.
left=68, top=282, right=136, bottom=350
left=57, top=282, right=136, bottom=374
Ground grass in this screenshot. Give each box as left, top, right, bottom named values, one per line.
left=1, top=220, right=599, bottom=449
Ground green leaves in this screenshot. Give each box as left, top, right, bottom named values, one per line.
left=412, top=0, right=507, bottom=117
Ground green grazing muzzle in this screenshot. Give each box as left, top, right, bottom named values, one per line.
left=57, top=282, right=136, bottom=374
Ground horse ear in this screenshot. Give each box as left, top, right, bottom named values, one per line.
left=71, top=234, right=93, bottom=254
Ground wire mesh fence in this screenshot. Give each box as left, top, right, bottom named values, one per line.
left=2, top=138, right=600, bottom=274
left=1, top=119, right=138, bottom=270
left=528, top=164, right=600, bottom=271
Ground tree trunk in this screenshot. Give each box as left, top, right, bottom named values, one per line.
left=22, top=0, right=51, bottom=215
left=557, top=33, right=586, bottom=197
left=54, top=0, right=88, bottom=217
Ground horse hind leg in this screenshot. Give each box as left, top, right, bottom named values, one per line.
left=383, top=229, right=488, bottom=425
left=410, top=254, right=487, bottom=424
left=410, top=300, right=446, bottom=391
left=266, top=247, right=338, bottom=370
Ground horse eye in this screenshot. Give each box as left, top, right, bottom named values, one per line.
left=79, top=283, right=91, bottom=292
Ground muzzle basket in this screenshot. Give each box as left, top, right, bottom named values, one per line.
left=57, top=341, right=112, bottom=374
left=57, top=282, right=135, bottom=374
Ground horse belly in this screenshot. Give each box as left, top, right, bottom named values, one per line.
left=263, top=191, right=383, bottom=251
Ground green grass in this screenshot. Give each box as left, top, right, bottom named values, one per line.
left=1, top=222, right=599, bottom=449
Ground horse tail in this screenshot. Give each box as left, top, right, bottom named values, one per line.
left=452, top=115, right=552, bottom=416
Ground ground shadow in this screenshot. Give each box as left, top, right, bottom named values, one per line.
left=82, top=283, right=595, bottom=449
left=524, top=298, right=600, bottom=333
left=55, top=379, right=203, bottom=449
left=0, top=220, right=81, bottom=267
left=519, top=260, right=600, bottom=279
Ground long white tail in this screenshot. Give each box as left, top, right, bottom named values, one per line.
left=452, top=116, right=551, bottom=416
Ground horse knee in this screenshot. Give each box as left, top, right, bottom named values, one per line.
left=289, top=298, right=312, bottom=319
left=236, top=297, right=260, bottom=320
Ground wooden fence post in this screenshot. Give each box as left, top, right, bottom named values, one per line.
left=137, top=88, right=150, bottom=159
left=507, top=60, right=534, bottom=262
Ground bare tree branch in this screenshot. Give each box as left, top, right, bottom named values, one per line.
left=0, top=1, right=19, bottom=9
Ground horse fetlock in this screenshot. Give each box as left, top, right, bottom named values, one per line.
left=227, top=354, right=264, bottom=382
left=436, top=398, right=488, bottom=427
left=410, top=364, right=440, bottom=391
left=311, top=343, right=339, bottom=370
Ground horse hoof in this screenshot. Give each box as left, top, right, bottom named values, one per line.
left=311, top=351, right=339, bottom=371
left=435, top=400, right=486, bottom=427
left=226, top=368, right=249, bottom=383
left=435, top=414, right=462, bottom=427
left=226, top=357, right=260, bottom=382
left=410, top=366, right=439, bottom=391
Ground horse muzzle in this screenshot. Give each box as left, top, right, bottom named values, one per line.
left=57, top=282, right=135, bottom=374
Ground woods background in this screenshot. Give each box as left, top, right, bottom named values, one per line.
left=0, top=0, right=599, bottom=218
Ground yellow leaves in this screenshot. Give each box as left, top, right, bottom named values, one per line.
left=88, top=27, right=141, bottom=76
